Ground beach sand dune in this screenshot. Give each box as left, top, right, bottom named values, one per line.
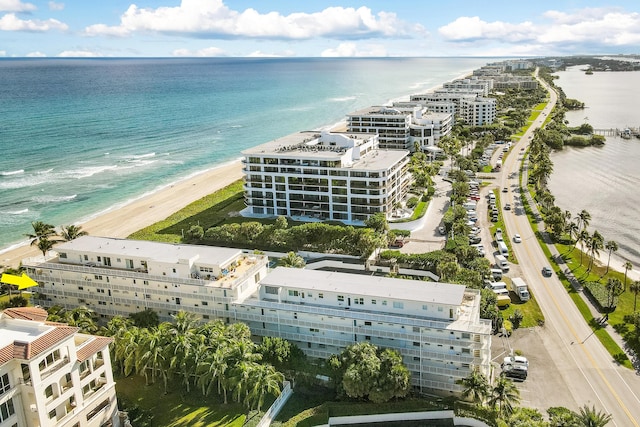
left=1, top=160, right=242, bottom=270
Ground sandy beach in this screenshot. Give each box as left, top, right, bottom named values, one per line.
left=1, top=160, right=243, bottom=270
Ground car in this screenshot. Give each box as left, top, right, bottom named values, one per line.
left=491, top=215, right=499, bottom=222
left=504, top=203, right=511, bottom=210
left=502, top=187, right=508, bottom=193
left=470, top=195, right=480, bottom=201
left=438, top=226, right=446, bottom=235
left=513, top=234, right=521, bottom=243
left=389, top=239, right=404, bottom=248
left=542, top=266, right=553, bottom=277
left=503, top=365, right=528, bottom=380
left=469, top=235, right=481, bottom=244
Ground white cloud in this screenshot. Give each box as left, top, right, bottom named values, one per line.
left=48, top=1, right=64, bottom=11
left=438, top=16, right=535, bottom=43
left=246, top=50, right=295, bottom=58
left=0, top=50, right=5, bottom=56
left=58, top=50, right=101, bottom=57
left=321, top=42, right=387, bottom=57
left=26, top=50, right=46, bottom=57
left=84, top=0, right=424, bottom=40
left=172, top=46, right=226, bottom=57
left=438, top=8, right=640, bottom=52
left=0, top=0, right=35, bottom=12
left=0, top=13, right=67, bottom=31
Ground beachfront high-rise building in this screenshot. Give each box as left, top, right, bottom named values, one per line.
left=390, top=102, right=453, bottom=151
left=0, top=307, right=120, bottom=427
left=241, top=131, right=410, bottom=223
left=409, top=91, right=497, bottom=127
left=24, top=237, right=492, bottom=395
left=345, top=106, right=412, bottom=150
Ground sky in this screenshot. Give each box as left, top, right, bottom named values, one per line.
left=1, top=0, right=640, bottom=58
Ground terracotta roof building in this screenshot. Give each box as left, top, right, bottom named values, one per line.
left=0, top=307, right=120, bottom=427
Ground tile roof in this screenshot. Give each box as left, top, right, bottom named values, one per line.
left=76, top=336, right=113, bottom=362
left=2, top=307, right=49, bottom=322
left=0, top=325, right=78, bottom=366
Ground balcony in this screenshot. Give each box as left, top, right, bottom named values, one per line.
left=40, top=356, right=69, bottom=380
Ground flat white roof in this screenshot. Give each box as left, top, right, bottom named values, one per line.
left=262, top=267, right=465, bottom=306
left=0, top=319, right=50, bottom=349
left=56, top=236, right=242, bottom=265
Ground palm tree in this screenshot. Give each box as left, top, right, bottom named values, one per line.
left=60, top=224, right=88, bottom=241
left=630, top=281, right=640, bottom=312
left=587, top=231, right=604, bottom=272
left=246, top=363, right=283, bottom=412
left=26, top=221, right=58, bottom=255
left=455, top=369, right=490, bottom=405
left=278, top=252, right=305, bottom=268
left=604, top=278, right=623, bottom=312
left=575, top=405, right=612, bottom=427
left=567, top=221, right=580, bottom=248
left=577, top=230, right=590, bottom=266
left=623, top=261, right=633, bottom=291
left=603, top=240, right=618, bottom=275
left=489, top=376, right=520, bottom=416
left=576, top=209, right=591, bottom=233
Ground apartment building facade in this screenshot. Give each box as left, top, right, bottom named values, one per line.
left=345, top=106, right=412, bottom=150
left=25, top=236, right=269, bottom=323
left=390, top=102, right=453, bottom=150
left=24, top=238, right=492, bottom=395
left=241, top=131, right=411, bottom=224
left=0, top=307, right=119, bottom=427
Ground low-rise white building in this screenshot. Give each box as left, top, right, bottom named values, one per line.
left=24, top=238, right=492, bottom=395
left=0, top=307, right=119, bottom=427
left=241, top=131, right=410, bottom=224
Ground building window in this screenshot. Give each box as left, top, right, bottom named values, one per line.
left=393, top=301, right=404, bottom=309
left=371, top=299, right=376, bottom=305
left=45, top=384, right=54, bottom=398
left=337, top=295, right=344, bottom=302
left=49, top=409, right=56, bottom=419
left=59, top=252, right=67, bottom=259
left=422, top=304, right=428, bottom=310
left=310, top=328, right=319, bottom=332
left=381, top=300, right=387, bottom=306
left=438, top=306, right=443, bottom=312
left=0, top=374, right=9, bottom=395
left=413, top=342, right=420, bottom=347
left=364, top=321, right=372, bottom=326
left=318, top=293, right=324, bottom=299
left=0, top=399, right=15, bottom=422
left=126, top=259, right=134, bottom=269
left=265, top=286, right=278, bottom=295
left=354, top=297, right=364, bottom=305
left=288, top=290, right=299, bottom=297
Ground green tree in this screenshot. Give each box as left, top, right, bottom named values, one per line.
left=26, top=221, right=57, bottom=247
left=575, top=209, right=591, bottom=233
left=185, top=225, right=204, bottom=241
left=630, top=281, right=640, bottom=312
left=35, top=238, right=56, bottom=256
left=507, top=407, right=548, bottom=427
left=575, top=405, right=612, bottom=427
left=587, top=230, right=604, bottom=272
left=278, top=252, right=305, bottom=268
left=623, top=261, right=633, bottom=291
left=605, top=278, right=623, bottom=312
left=489, top=376, right=521, bottom=416
left=246, top=363, right=284, bottom=412
left=130, top=308, right=160, bottom=329
left=455, top=369, right=490, bottom=405
left=603, top=240, right=618, bottom=275
left=509, top=309, right=524, bottom=329
left=60, top=224, right=88, bottom=241
left=364, top=212, right=389, bottom=235
left=547, top=406, right=579, bottom=426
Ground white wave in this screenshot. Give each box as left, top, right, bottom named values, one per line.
left=117, top=159, right=157, bottom=170
left=125, top=152, right=156, bottom=160
left=0, top=174, right=54, bottom=189
left=329, top=96, right=357, bottom=102
left=230, top=125, right=243, bottom=128
left=32, top=194, right=77, bottom=204
left=65, top=165, right=119, bottom=179
left=36, top=168, right=54, bottom=174
left=1, top=208, right=29, bottom=215
left=1, top=169, right=24, bottom=176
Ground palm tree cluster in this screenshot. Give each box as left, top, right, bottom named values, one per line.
left=25, top=221, right=88, bottom=256
left=106, top=311, right=284, bottom=413
left=457, top=370, right=612, bottom=425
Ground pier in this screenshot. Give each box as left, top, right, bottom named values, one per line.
left=593, top=127, right=640, bottom=138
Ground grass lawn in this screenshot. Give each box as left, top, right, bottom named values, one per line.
left=116, top=375, right=251, bottom=427
left=500, top=277, right=545, bottom=328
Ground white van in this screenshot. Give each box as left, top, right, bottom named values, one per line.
left=490, top=268, right=503, bottom=280
left=494, top=254, right=509, bottom=272
left=498, top=241, right=509, bottom=256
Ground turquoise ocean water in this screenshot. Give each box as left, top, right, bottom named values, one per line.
left=0, top=57, right=499, bottom=253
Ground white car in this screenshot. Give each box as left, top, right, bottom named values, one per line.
left=513, top=234, right=521, bottom=243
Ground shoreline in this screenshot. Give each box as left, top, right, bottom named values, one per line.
left=0, top=160, right=243, bottom=269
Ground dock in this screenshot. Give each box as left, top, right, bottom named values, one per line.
left=593, top=127, right=640, bottom=138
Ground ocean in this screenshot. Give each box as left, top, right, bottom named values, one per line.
left=0, top=57, right=499, bottom=254
left=548, top=66, right=640, bottom=267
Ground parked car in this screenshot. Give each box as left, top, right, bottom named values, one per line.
left=513, top=234, right=521, bottom=243
left=502, top=187, right=508, bottom=193
left=438, top=226, right=446, bottom=235
left=469, top=235, right=481, bottom=244
left=504, top=203, right=511, bottom=210
left=542, top=266, right=553, bottom=277
left=491, top=215, right=499, bottom=222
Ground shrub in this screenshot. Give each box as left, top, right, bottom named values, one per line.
left=406, top=196, right=419, bottom=209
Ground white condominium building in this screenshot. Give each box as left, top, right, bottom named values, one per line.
left=233, top=267, right=492, bottom=394
left=443, top=77, right=493, bottom=96
left=24, top=238, right=492, bottom=395
left=345, top=106, right=412, bottom=150
left=24, top=236, right=269, bottom=324
left=461, top=97, right=497, bottom=127
left=0, top=307, right=119, bottom=427
left=241, top=131, right=410, bottom=224
left=390, top=102, right=453, bottom=150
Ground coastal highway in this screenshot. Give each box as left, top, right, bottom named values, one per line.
left=501, top=74, right=640, bottom=425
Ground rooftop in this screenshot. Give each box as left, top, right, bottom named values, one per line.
left=56, top=236, right=242, bottom=266
left=262, top=267, right=466, bottom=306
left=347, top=106, right=409, bottom=117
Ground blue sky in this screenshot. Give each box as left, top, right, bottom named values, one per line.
left=1, top=0, right=639, bottom=57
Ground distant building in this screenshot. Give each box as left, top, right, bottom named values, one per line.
left=391, top=102, right=453, bottom=150
left=24, top=237, right=492, bottom=395
left=0, top=307, right=119, bottom=427
left=241, top=131, right=411, bottom=224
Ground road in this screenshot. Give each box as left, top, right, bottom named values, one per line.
left=501, top=72, right=640, bottom=425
